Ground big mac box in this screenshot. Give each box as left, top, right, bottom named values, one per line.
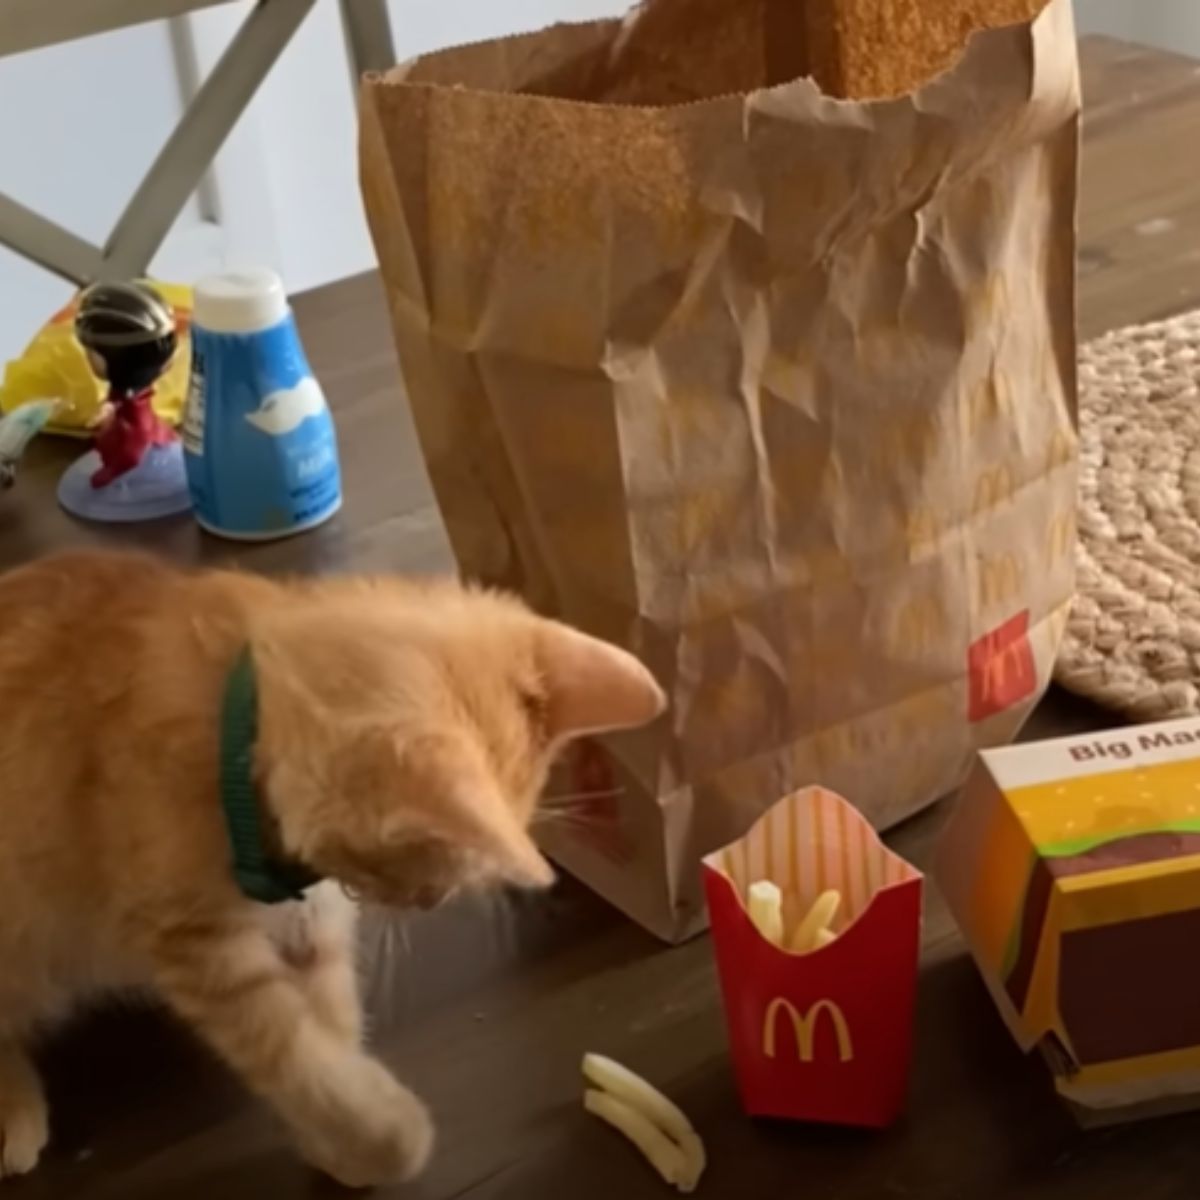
left=936, top=716, right=1200, bottom=1124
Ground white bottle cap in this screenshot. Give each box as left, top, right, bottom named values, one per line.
left=193, top=267, right=289, bottom=334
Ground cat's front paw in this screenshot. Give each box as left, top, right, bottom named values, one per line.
left=0, top=1079, right=49, bottom=1178
left=296, top=1057, right=434, bottom=1188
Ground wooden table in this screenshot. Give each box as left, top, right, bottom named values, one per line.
left=6, top=35, right=1200, bottom=1200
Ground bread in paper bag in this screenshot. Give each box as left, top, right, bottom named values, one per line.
left=805, top=0, right=1051, bottom=98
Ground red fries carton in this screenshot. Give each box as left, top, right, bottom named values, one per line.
left=704, top=787, right=923, bottom=1127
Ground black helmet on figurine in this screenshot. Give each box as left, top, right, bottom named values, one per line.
left=74, top=280, right=177, bottom=395
left=75, top=281, right=174, bottom=349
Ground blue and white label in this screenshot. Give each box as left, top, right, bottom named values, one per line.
left=183, top=311, right=341, bottom=540
left=245, top=376, right=328, bottom=437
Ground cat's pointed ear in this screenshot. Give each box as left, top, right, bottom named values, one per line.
left=536, top=623, right=666, bottom=740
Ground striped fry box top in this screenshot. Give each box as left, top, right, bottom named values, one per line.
left=703, top=787, right=923, bottom=1128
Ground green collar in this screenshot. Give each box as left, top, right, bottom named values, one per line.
left=220, top=648, right=321, bottom=904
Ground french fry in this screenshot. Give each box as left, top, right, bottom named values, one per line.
left=790, top=889, right=842, bottom=953
left=676, top=1131, right=707, bottom=1192
left=584, top=1089, right=691, bottom=1191
left=582, top=1054, right=706, bottom=1191
left=583, top=1054, right=693, bottom=1143
left=747, top=879, right=784, bottom=945
left=814, top=927, right=837, bottom=948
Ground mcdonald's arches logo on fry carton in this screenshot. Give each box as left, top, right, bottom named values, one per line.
left=702, top=787, right=923, bottom=1128
left=763, top=998, right=853, bottom=1063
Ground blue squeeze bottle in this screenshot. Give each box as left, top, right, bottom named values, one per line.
left=183, top=268, right=342, bottom=540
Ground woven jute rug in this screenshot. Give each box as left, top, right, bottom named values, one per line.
left=1056, top=308, right=1200, bottom=721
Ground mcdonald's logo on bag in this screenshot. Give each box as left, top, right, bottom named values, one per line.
left=968, top=371, right=1014, bottom=433
left=762, top=998, right=854, bottom=1064
left=1045, top=511, right=1074, bottom=565
left=968, top=610, right=1037, bottom=722
left=973, top=466, right=1015, bottom=514
left=892, top=595, right=942, bottom=654
left=1046, top=427, right=1076, bottom=472
left=968, top=272, right=1011, bottom=340
left=978, top=552, right=1024, bottom=610
left=763, top=350, right=812, bottom=402
left=905, top=508, right=940, bottom=556
left=981, top=644, right=1018, bottom=699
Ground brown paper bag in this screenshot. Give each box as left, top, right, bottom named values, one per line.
left=359, top=0, right=1080, bottom=941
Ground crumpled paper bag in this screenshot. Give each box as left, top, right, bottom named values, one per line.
left=359, top=0, right=1080, bottom=940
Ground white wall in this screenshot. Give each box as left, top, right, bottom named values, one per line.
left=208, top=0, right=629, bottom=296
left=1076, top=0, right=1200, bottom=54
left=0, top=20, right=222, bottom=365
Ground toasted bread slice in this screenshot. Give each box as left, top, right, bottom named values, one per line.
left=806, top=0, right=1048, bottom=99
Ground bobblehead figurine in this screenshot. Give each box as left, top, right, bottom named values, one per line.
left=58, top=281, right=192, bottom=522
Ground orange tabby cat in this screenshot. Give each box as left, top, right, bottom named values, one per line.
left=0, top=551, right=664, bottom=1184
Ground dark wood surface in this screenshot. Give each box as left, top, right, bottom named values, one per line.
left=6, top=34, right=1200, bottom=1200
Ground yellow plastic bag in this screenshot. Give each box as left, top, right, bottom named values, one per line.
left=0, top=281, right=192, bottom=437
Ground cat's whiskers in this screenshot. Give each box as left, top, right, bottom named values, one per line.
left=538, top=786, right=624, bottom=813
left=534, top=785, right=624, bottom=833
left=542, top=786, right=625, bottom=803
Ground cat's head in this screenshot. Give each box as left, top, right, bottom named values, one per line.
left=251, top=580, right=664, bottom=909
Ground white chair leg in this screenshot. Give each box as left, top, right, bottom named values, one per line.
left=101, top=0, right=318, bottom=279
left=0, top=0, right=318, bottom=285
left=0, top=0, right=398, bottom=285
left=0, top=194, right=100, bottom=285
left=339, top=0, right=396, bottom=79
